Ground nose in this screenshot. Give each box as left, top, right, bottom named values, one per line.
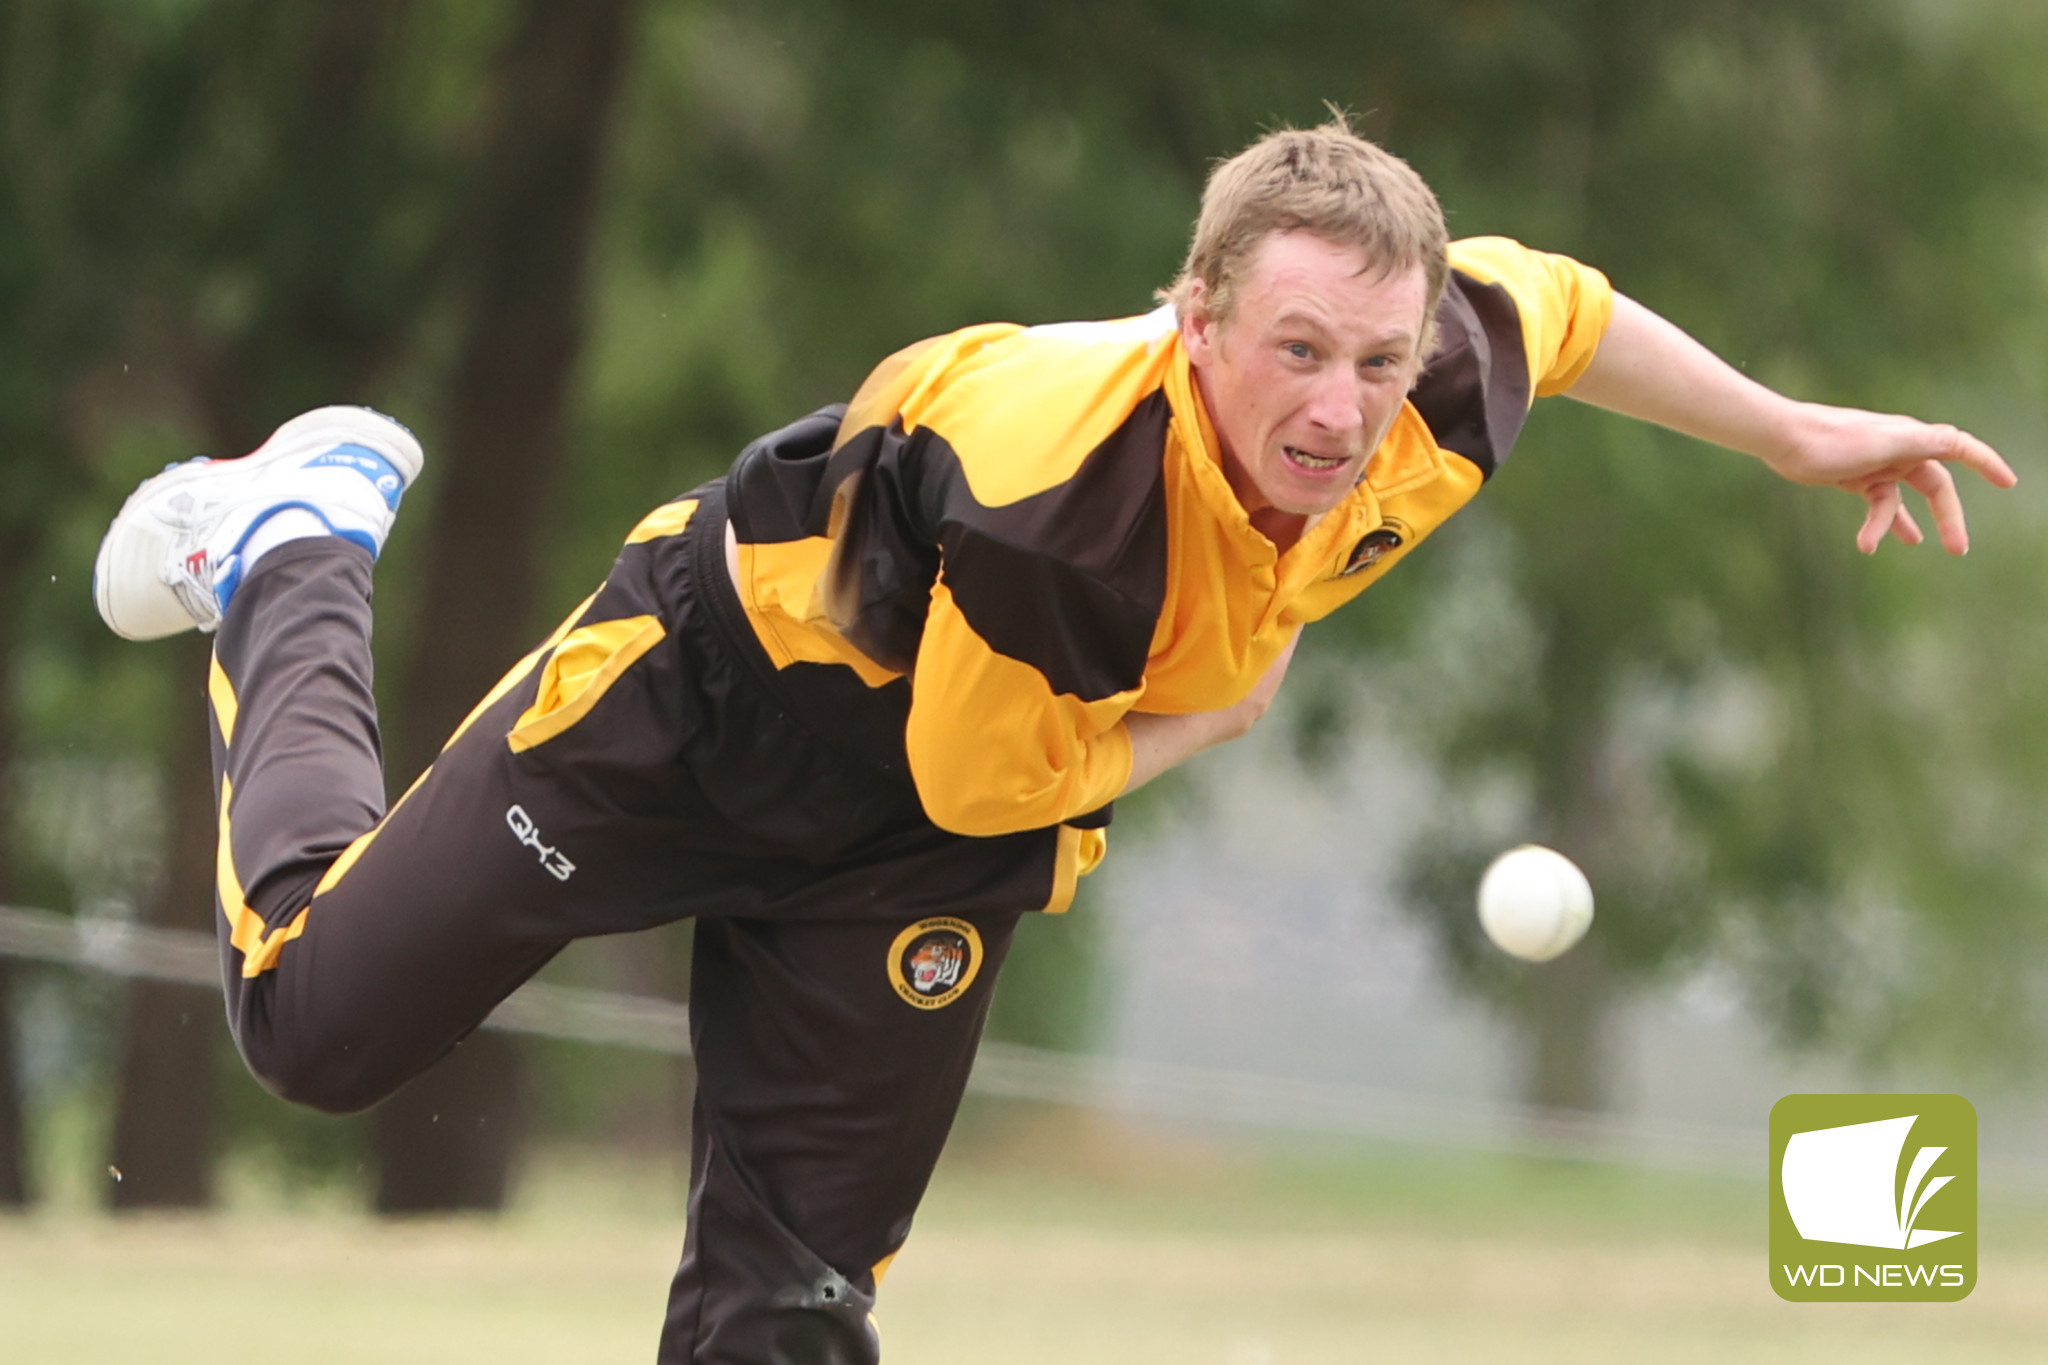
left=1306, top=364, right=1367, bottom=445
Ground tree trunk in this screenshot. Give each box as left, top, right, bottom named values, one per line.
left=370, top=1034, right=526, bottom=1213
left=0, top=961, right=25, bottom=1208
left=1523, top=942, right=1611, bottom=1113
left=120, top=0, right=418, bottom=1208
left=108, top=633, right=222, bottom=1209
left=374, top=0, right=641, bottom=1216
left=0, top=526, right=41, bottom=1206
left=1522, top=662, right=1617, bottom=1115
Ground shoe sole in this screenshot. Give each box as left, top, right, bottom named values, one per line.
left=93, top=406, right=425, bottom=640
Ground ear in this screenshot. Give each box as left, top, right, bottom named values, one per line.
left=1179, top=279, right=1221, bottom=365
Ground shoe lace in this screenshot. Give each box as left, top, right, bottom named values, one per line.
left=152, top=479, right=226, bottom=633
left=162, top=563, right=224, bottom=633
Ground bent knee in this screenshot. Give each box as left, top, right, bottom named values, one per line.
left=238, top=1030, right=408, bottom=1116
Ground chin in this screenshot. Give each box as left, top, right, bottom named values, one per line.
left=1265, top=478, right=1356, bottom=518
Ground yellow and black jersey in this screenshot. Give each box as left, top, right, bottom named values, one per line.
left=723, top=236, right=1613, bottom=850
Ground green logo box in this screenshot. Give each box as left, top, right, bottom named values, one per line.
left=1769, top=1093, right=1975, bottom=1302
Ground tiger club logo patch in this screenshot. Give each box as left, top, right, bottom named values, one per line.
left=887, top=917, right=984, bottom=1010
left=1338, top=518, right=1410, bottom=577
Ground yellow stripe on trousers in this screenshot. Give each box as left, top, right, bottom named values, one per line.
left=208, top=653, right=238, bottom=745
left=205, top=662, right=304, bottom=976
left=216, top=774, right=312, bottom=978
left=507, top=615, right=666, bottom=753
left=304, top=591, right=605, bottom=906
left=214, top=591, right=604, bottom=974
left=313, top=500, right=682, bottom=883
left=214, top=505, right=688, bottom=969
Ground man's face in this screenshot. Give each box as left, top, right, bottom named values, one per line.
left=1181, top=231, right=1431, bottom=541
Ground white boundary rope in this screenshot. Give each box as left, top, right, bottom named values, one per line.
left=0, top=903, right=694, bottom=1053
left=0, top=902, right=1798, bottom=1172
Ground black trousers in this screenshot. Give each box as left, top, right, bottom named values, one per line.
left=207, top=485, right=1068, bottom=1362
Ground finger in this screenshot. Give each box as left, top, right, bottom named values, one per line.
left=1905, top=458, right=1969, bottom=555
left=1940, top=427, right=2018, bottom=490
left=1889, top=500, right=1923, bottom=547
left=1857, top=482, right=1901, bottom=555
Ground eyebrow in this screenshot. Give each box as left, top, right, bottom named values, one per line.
left=1269, top=308, right=1419, bottom=349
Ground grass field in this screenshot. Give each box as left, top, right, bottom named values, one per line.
left=3, top=1104, right=2043, bottom=1363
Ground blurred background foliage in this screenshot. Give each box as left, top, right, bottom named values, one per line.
left=2, top=0, right=2045, bottom=1212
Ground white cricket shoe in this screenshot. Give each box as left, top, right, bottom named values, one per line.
left=93, top=405, right=424, bottom=640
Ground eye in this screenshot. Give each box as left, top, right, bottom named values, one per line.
left=1283, top=341, right=1315, bottom=361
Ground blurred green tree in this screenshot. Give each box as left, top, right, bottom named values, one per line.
left=9, top=0, right=2046, bottom=1208
left=1287, top=0, right=2048, bottom=1107
left=594, top=0, right=2048, bottom=1101
left=2, top=0, right=642, bottom=1211
left=0, top=0, right=481, bottom=1207
left=500, top=0, right=2048, bottom=1096
left=0, top=0, right=217, bottom=1206
left=372, top=0, right=644, bottom=1216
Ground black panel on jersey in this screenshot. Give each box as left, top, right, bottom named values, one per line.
left=1411, top=272, right=1533, bottom=479
left=936, top=391, right=1171, bottom=703
left=816, top=422, right=946, bottom=676
left=731, top=391, right=1173, bottom=704
left=724, top=405, right=852, bottom=544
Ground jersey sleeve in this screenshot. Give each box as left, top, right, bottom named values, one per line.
left=830, top=327, right=1177, bottom=838
left=1445, top=237, right=1614, bottom=396
left=905, top=578, right=1139, bottom=836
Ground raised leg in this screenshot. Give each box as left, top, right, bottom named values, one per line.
left=209, top=537, right=573, bottom=1111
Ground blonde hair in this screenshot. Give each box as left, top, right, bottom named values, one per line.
left=1165, top=114, right=1448, bottom=331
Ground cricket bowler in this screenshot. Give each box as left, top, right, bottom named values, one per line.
left=90, top=117, right=2014, bottom=1362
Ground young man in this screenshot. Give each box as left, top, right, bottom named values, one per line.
left=93, top=120, right=2012, bottom=1363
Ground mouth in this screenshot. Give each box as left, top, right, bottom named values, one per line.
left=1282, top=445, right=1353, bottom=474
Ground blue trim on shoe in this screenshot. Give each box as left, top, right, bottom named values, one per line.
left=213, top=555, right=246, bottom=618
left=305, top=442, right=407, bottom=510
left=214, top=501, right=378, bottom=616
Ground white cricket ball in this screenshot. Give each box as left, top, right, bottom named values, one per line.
left=1476, top=844, right=1594, bottom=962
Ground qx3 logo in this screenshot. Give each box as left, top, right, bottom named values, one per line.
left=1770, top=1094, right=1976, bottom=1302
left=505, top=804, right=575, bottom=882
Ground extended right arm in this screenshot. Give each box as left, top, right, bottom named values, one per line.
left=1119, top=631, right=1298, bottom=796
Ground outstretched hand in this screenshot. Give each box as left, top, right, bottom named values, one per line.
left=1570, top=294, right=2019, bottom=557
left=1765, top=404, right=2017, bottom=555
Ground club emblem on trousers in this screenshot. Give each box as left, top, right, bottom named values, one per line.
left=888, top=917, right=984, bottom=1010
